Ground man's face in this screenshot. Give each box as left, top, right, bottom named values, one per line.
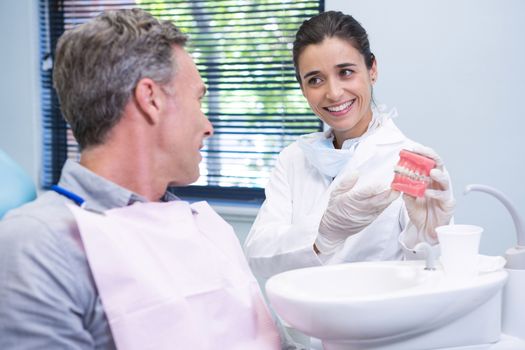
left=158, top=46, right=213, bottom=186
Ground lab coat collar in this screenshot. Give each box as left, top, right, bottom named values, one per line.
left=323, top=105, right=405, bottom=146
left=366, top=105, right=405, bottom=145
left=337, top=112, right=406, bottom=175
left=371, top=116, right=407, bottom=145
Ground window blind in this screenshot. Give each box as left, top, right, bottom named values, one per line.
left=39, top=0, right=324, bottom=201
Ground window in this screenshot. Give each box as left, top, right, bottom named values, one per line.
left=39, top=0, right=324, bottom=201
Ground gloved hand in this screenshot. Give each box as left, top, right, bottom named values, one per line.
left=403, top=145, right=456, bottom=243
left=316, top=171, right=400, bottom=254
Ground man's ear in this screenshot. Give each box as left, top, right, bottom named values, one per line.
left=134, top=78, right=163, bottom=124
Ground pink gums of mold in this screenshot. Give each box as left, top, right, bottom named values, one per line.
left=391, top=149, right=436, bottom=197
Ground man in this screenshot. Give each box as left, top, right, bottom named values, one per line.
left=0, top=9, right=289, bottom=349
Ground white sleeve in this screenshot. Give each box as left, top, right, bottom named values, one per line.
left=398, top=200, right=441, bottom=260
left=243, top=149, right=323, bottom=281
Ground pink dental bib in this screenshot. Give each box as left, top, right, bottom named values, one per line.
left=69, top=201, right=280, bottom=350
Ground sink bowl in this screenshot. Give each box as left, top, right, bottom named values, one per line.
left=266, top=260, right=507, bottom=350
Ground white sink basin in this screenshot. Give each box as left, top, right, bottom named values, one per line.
left=266, top=260, right=507, bottom=350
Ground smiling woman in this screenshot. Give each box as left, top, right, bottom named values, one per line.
left=298, top=37, right=376, bottom=146
left=244, top=9, right=455, bottom=301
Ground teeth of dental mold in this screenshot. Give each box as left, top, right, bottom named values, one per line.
left=391, top=149, right=436, bottom=197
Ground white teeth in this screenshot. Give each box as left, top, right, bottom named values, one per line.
left=326, top=100, right=353, bottom=112
left=394, top=165, right=430, bottom=182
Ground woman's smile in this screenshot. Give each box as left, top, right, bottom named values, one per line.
left=323, top=99, right=355, bottom=116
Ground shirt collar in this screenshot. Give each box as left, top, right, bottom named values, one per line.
left=58, top=160, right=177, bottom=212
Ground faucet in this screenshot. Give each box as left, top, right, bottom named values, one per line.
left=464, top=183, right=525, bottom=340
left=413, top=242, right=436, bottom=271
left=464, top=184, right=525, bottom=269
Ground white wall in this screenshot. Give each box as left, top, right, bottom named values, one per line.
left=327, top=0, right=525, bottom=255
left=0, top=0, right=41, bottom=185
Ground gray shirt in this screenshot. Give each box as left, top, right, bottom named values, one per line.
left=0, top=160, right=176, bottom=349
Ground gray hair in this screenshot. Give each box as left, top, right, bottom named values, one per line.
left=53, top=8, right=187, bottom=149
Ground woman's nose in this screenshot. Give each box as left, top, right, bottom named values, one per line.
left=325, top=79, right=344, bottom=101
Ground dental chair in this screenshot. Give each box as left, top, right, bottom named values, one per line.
left=0, top=149, right=36, bottom=219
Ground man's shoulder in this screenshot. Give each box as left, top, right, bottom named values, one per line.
left=0, top=192, right=106, bottom=350
left=0, top=192, right=76, bottom=247
left=0, top=191, right=88, bottom=293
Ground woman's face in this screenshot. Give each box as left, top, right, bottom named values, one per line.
left=298, top=36, right=377, bottom=147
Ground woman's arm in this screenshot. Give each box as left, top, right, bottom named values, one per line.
left=243, top=146, right=323, bottom=281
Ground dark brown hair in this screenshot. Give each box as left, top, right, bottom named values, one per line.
left=292, top=11, right=375, bottom=83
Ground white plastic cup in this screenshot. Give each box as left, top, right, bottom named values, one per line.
left=436, top=224, right=483, bottom=282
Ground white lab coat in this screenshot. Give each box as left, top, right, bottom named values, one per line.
left=244, top=117, right=427, bottom=282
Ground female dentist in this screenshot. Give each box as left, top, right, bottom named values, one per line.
left=244, top=11, right=455, bottom=282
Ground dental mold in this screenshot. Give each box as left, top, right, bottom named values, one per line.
left=391, top=150, right=436, bottom=197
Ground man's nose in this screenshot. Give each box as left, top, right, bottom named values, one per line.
left=204, top=117, right=214, bottom=138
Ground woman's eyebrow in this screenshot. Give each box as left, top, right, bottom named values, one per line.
left=303, top=70, right=320, bottom=80
left=336, top=62, right=357, bottom=69
left=303, top=62, right=358, bottom=79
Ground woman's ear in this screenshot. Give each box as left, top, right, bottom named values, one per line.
left=370, top=56, right=378, bottom=83
left=134, top=78, right=163, bottom=124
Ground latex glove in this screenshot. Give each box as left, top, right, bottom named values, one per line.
left=403, top=145, right=456, bottom=243
left=316, top=172, right=400, bottom=254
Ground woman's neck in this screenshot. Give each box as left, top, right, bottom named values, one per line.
left=333, top=109, right=373, bottom=149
